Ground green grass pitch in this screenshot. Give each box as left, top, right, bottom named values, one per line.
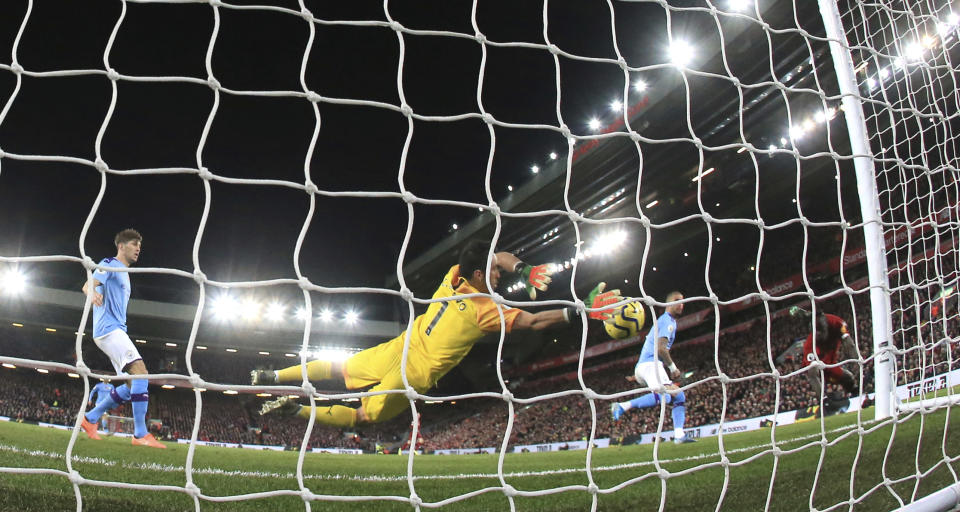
left=0, top=405, right=957, bottom=511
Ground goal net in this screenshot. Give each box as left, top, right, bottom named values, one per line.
left=0, top=0, right=958, bottom=511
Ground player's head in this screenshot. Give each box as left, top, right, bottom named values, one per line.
left=114, top=228, right=142, bottom=264
left=459, top=240, right=499, bottom=292
left=665, top=291, right=684, bottom=317
left=814, top=310, right=829, bottom=343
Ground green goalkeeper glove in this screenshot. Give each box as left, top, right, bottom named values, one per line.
left=518, top=263, right=553, bottom=300
left=586, top=282, right=622, bottom=321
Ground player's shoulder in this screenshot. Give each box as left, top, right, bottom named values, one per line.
left=99, top=257, right=122, bottom=267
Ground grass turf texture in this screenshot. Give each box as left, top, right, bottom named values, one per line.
left=0, top=405, right=956, bottom=511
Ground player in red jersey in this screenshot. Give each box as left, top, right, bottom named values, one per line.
left=790, top=306, right=859, bottom=400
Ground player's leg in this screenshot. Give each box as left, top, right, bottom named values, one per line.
left=82, top=331, right=134, bottom=440
left=613, top=362, right=676, bottom=419
left=670, top=390, right=695, bottom=443
left=254, top=359, right=344, bottom=385
left=124, top=359, right=164, bottom=447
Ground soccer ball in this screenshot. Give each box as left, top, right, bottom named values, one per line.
left=604, top=301, right=646, bottom=339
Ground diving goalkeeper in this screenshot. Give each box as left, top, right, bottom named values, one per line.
left=253, top=240, right=622, bottom=427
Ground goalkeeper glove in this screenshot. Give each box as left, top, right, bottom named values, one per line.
left=585, top=282, right=622, bottom=321
left=518, top=263, right=553, bottom=300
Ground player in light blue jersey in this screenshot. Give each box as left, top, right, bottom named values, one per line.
left=79, top=229, right=165, bottom=449
left=88, top=380, right=115, bottom=430
left=611, top=291, right=695, bottom=443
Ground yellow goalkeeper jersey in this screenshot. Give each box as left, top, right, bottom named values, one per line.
left=408, top=265, right=521, bottom=382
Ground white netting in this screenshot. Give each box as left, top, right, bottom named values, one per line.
left=0, top=0, right=958, bottom=511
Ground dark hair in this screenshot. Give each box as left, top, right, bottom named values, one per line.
left=458, top=240, right=490, bottom=278
left=114, top=229, right=142, bottom=248
left=666, top=290, right=683, bottom=302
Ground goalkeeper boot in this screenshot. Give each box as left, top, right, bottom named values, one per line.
left=260, top=396, right=301, bottom=417
left=131, top=433, right=167, bottom=449
left=80, top=417, right=102, bottom=441
left=611, top=403, right=625, bottom=422
left=250, top=369, right=279, bottom=386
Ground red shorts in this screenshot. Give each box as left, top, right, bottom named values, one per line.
left=802, top=335, right=844, bottom=382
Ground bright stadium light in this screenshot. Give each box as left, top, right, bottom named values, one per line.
left=609, top=99, right=622, bottom=112
left=591, top=231, right=628, bottom=255
left=632, top=79, right=647, bottom=92
left=344, top=310, right=359, bottom=325
left=312, top=348, right=353, bottom=362
left=691, top=167, right=715, bottom=182
left=319, top=309, right=334, bottom=322
left=588, top=117, right=601, bottom=131
left=1, top=269, right=26, bottom=295
left=904, top=41, right=924, bottom=61
left=646, top=199, right=659, bottom=209
left=728, top=0, right=750, bottom=11
left=530, top=164, right=539, bottom=174
left=211, top=294, right=240, bottom=321
left=507, top=185, right=514, bottom=192
left=295, top=307, right=309, bottom=320
left=266, top=302, right=285, bottom=322
left=452, top=223, right=458, bottom=230
left=668, top=39, right=694, bottom=67
left=549, top=152, right=558, bottom=160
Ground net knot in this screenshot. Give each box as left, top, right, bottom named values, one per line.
left=184, top=482, right=201, bottom=497
left=94, top=158, right=108, bottom=173
left=475, top=32, right=487, bottom=44
left=207, top=76, right=221, bottom=90
left=399, top=288, right=414, bottom=302
left=501, top=484, right=517, bottom=497
left=189, top=374, right=205, bottom=389
left=389, top=21, right=403, bottom=32
left=481, top=112, right=495, bottom=125
left=298, top=276, right=311, bottom=290
left=10, top=63, right=22, bottom=75
left=628, top=131, right=641, bottom=143
left=490, top=292, right=503, bottom=304
left=582, top=388, right=599, bottom=400
left=409, top=493, right=423, bottom=508
left=559, top=124, right=572, bottom=138
left=198, top=167, right=213, bottom=181
left=405, top=387, right=419, bottom=400
left=301, top=382, right=316, bottom=396
left=301, top=490, right=316, bottom=502
left=192, top=269, right=206, bottom=284
left=701, top=212, right=714, bottom=223
left=486, top=204, right=501, bottom=216
left=304, top=181, right=319, bottom=195
left=617, top=58, right=628, bottom=71
left=547, top=43, right=560, bottom=55
left=82, top=255, right=96, bottom=270
left=566, top=210, right=583, bottom=223
left=399, top=103, right=413, bottom=116
left=658, top=468, right=671, bottom=480
left=305, top=91, right=321, bottom=104
left=106, top=68, right=120, bottom=81
left=401, top=190, right=417, bottom=203
left=68, top=470, right=84, bottom=485
left=208, top=0, right=223, bottom=7
left=501, top=390, right=514, bottom=402
left=587, top=483, right=599, bottom=495
left=299, top=7, right=314, bottom=22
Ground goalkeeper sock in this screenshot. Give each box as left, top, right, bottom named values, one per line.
left=130, top=378, right=149, bottom=438
left=299, top=405, right=357, bottom=428
left=276, top=360, right=333, bottom=382
left=84, top=383, right=130, bottom=423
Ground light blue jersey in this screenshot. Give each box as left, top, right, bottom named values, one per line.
left=91, top=382, right=115, bottom=404
left=92, top=257, right=131, bottom=338
left=638, top=312, right=678, bottom=364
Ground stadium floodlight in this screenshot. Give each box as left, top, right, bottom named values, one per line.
left=645, top=199, right=659, bottom=208
left=530, top=164, right=539, bottom=174
left=790, top=124, right=805, bottom=139
left=587, top=117, right=601, bottom=131
left=549, top=152, right=557, bottom=160
left=225, top=348, right=237, bottom=353
left=2, top=363, right=15, bottom=369
left=452, top=223, right=458, bottom=230
left=164, top=342, right=177, bottom=347
left=161, top=384, right=175, bottom=390
left=668, top=39, right=694, bottom=67
left=727, top=0, right=750, bottom=11
left=211, top=294, right=240, bottom=321
left=507, top=185, right=514, bottom=192
left=878, top=67, right=890, bottom=80
left=866, top=77, right=878, bottom=90
left=196, top=345, right=207, bottom=350
left=949, top=12, right=959, bottom=25
left=1, top=269, right=26, bottom=295
left=68, top=373, right=79, bottom=378
left=313, top=348, right=353, bottom=362
left=265, top=302, right=285, bottom=322
left=691, top=167, right=715, bottom=182
left=609, top=99, right=622, bottom=112
left=904, top=41, right=924, bottom=61
left=284, top=353, right=297, bottom=358
left=632, top=79, right=647, bottom=92
left=36, top=368, right=48, bottom=374
left=295, top=307, right=309, bottom=320
left=591, top=230, right=628, bottom=256
left=11, top=323, right=22, bottom=327
left=344, top=310, right=359, bottom=325
left=319, top=309, right=334, bottom=322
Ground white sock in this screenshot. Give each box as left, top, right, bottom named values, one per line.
left=619, top=401, right=632, bottom=412
left=674, top=428, right=685, bottom=439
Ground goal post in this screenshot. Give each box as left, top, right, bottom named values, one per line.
left=817, top=0, right=897, bottom=421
